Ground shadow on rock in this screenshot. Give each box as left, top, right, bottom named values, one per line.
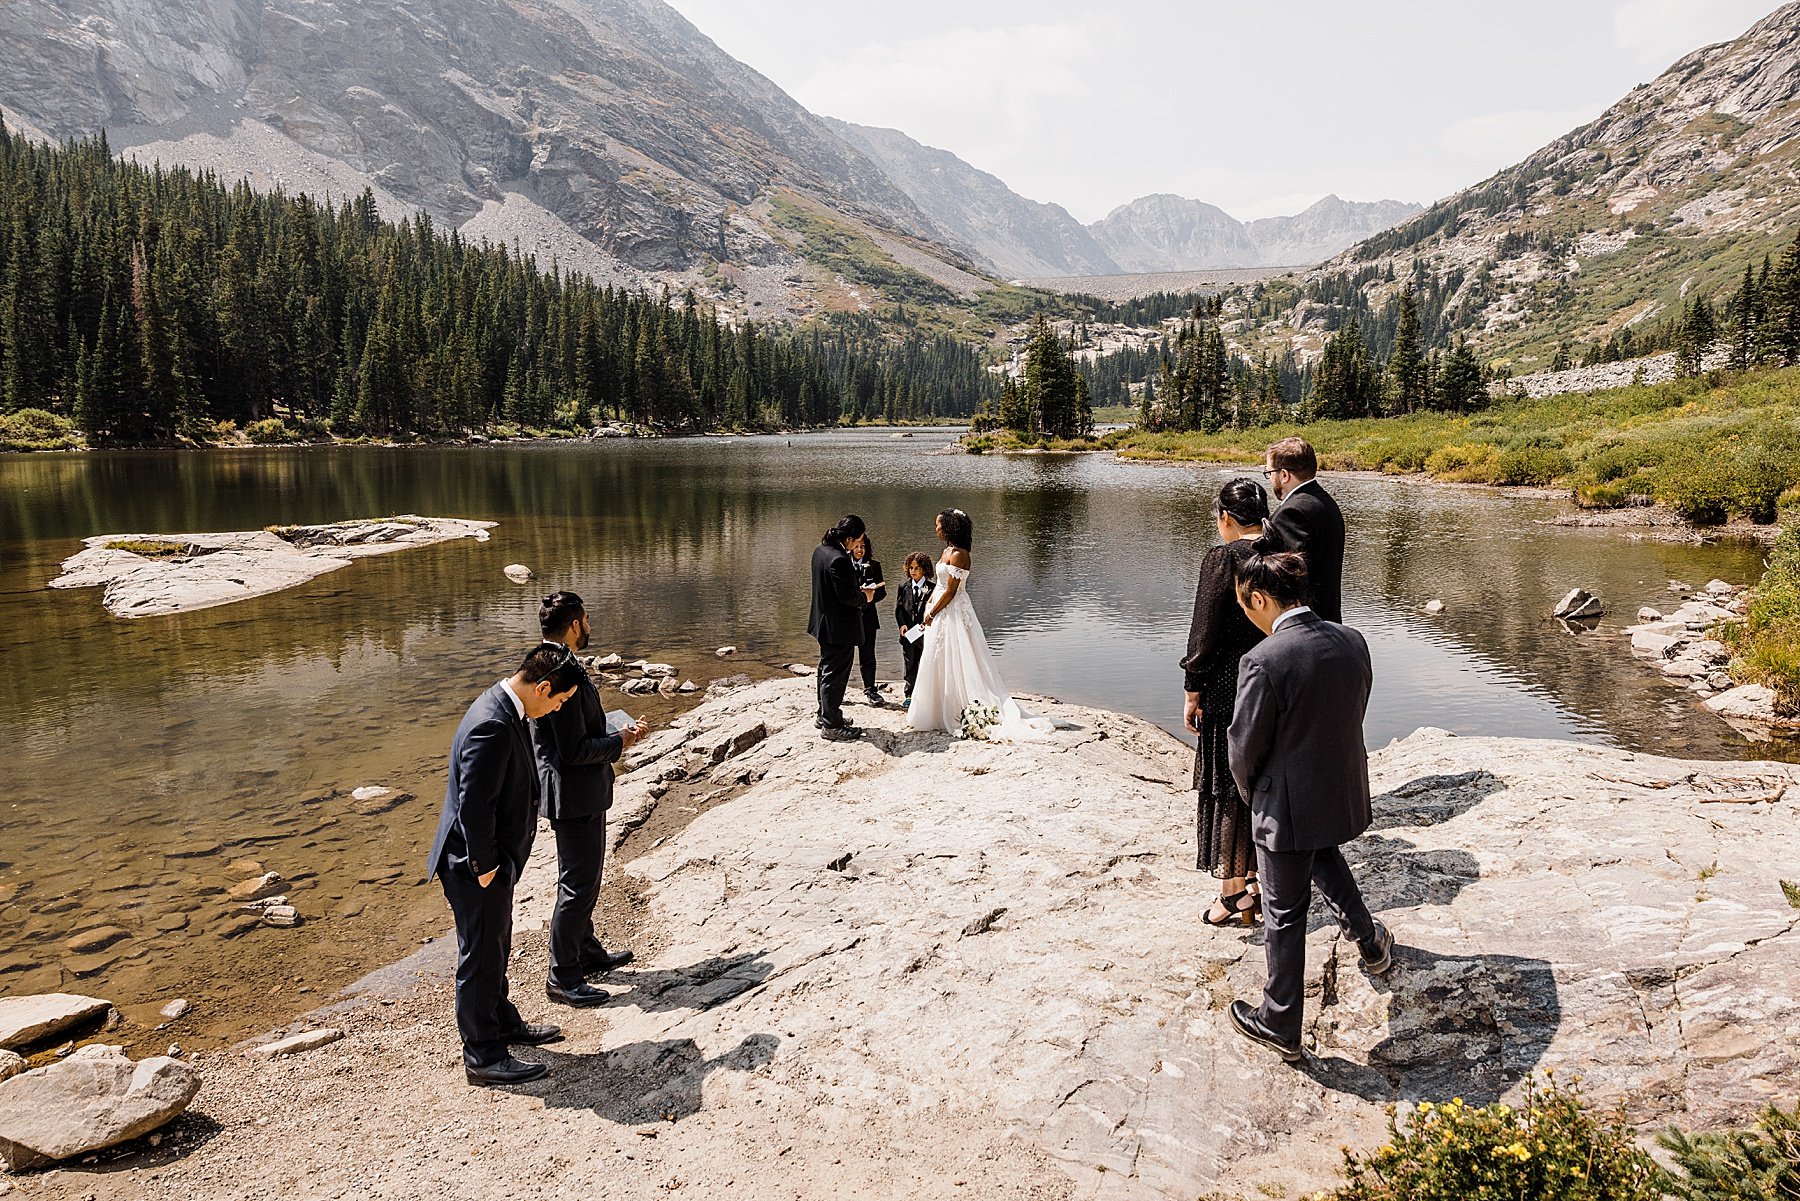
left=610, top=951, right=774, bottom=1013
left=525, top=1034, right=780, bottom=1123
left=1336, top=834, right=1483, bottom=923
left=29, top=1110, right=226, bottom=1177
left=1305, top=947, right=1559, bottom=1106
left=1369, top=771, right=1504, bottom=831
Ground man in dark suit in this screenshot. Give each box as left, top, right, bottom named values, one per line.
left=1258, top=437, right=1347, bottom=624
left=1225, top=550, right=1393, bottom=1062
left=425, top=645, right=584, bottom=1086
left=808, top=514, right=873, bottom=742
left=850, top=535, right=888, bottom=707
left=535, top=592, right=648, bottom=1009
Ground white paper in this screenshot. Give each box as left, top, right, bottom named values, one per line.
left=605, top=709, right=637, bottom=735
left=861, top=581, right=885, bottom=591
left=903, top=625, right=925, bottom=643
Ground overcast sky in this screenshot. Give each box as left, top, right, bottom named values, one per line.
left=664, top=0, right=1781, bottom=223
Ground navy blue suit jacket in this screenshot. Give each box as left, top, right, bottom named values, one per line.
left=425, top=683, right=542, bottom=881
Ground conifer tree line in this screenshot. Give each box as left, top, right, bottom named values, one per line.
left=1145, top=293, right=1490, bottom=433
left=0, top=123, right=997, bottom=444
left=982, top=318, right=1093, bottom=438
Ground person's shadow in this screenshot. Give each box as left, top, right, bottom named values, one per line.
left=1280, top=770, right=1560, bottom=1105
left=604, top=951, right=775, bottom=1013
left=523, top=1034, right=780, bottom=1123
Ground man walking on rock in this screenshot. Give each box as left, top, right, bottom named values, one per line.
left=1225, top=550, right=1392, bottom=1062
left=1257, top=437, right=1347, bottom=624
left=426, top=645, right=584, bottom=1086
left=535, top=591, right=648, bottom=1009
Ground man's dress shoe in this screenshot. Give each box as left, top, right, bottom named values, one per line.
left=582, top=948, right=636, bottom=973
left=502, top=1021, right=564, bottom=1045
left=1358, top=919, right=1395, bottom=975
left=1229, top=1000, right=1303, bottom=1062
left=545, top=981, right=611, bottom=1008
left=465, top=1055, right=549, bottom=1087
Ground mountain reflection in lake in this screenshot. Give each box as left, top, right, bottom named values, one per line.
left=0, top=429, right=1784, bottom=1042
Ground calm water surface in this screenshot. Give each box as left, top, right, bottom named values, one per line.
left=0, top=429, right=1784, bottom=1042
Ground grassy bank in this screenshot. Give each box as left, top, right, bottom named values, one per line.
left=1105, top=366, right=1800, bottom=525
left=1726, top=495, right=1800, bottom=714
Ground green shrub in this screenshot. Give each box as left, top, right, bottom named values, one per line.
left=1494, top=445, right=1573, bottom=486
left=1321, top=1078, right=1661, bottom=1201
left=1728, top=498, right=1800, bottom=712
left=1659, top=1099, right=1800, bottom=1200
left=1658, top=455, right=1736, bottom=525
left=245, top=417, right=299, bottom=444
left=0, top=407, right=82, bottom=451
left=1424, top=442, right=1501, bottom=483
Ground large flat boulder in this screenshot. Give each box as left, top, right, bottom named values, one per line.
left=567, top=680, right=1800, bottom=1200
left=0, top=993, right=112, bottom=1050
left=48, top=516, right=495, bottom=618
left=0, top=1044, right=200, bottom=1170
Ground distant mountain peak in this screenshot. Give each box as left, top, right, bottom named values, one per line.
left=1089, top=193, right=1423, bottom=273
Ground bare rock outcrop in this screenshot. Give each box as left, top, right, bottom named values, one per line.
left=49, top=516, right=494, bottom=617
left=510, top=679, right=1800, bottom=1199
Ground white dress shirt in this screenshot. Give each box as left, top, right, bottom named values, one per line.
left=499, top=678, right=529, bottom=721
left=1271, top=605, right=1314, bottom=634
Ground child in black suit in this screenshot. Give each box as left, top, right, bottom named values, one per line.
left=850, top=535, right=888, bottom=706
left=894, top=551, right=936, bottom=707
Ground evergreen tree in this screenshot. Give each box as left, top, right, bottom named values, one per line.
left=1433, top=339, right=1487, bottom=412
left=1386, top=289, right=1427, bottom=414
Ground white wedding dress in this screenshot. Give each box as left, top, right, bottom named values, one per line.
left=907, top=562, right=1055, bottom=740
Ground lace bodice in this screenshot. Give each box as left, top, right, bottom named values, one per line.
left=938, top=563, right=969, bottom=581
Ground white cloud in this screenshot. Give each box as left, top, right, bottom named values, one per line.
left=1610, top=0, right=1776, bottom=69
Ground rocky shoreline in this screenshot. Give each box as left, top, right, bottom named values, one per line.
left=5, top=677, right=1797, bottom=1199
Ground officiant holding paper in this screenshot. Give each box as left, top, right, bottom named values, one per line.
left=535, top=591, right=648, bottom=1007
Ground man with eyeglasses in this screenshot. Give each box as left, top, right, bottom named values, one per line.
left=534, top=591, right=648, bottom=1009
left=1257, top=437, right=1347, bottom=624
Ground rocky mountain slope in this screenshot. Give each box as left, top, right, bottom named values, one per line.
left=1091, top=193, right=1422, bottom=272
left=0, top=0, right=984, bottom=318
left=1278, top=1, right=1800, bottom=368
left=827, top=118, right=1122, bottom=279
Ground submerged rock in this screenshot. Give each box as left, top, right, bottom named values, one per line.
left=0, top=994, right=113, bottom=1051
left=1552, top=588, right=1604, bottom=620
left=502, top=563, right=535, bottom=583
left=0, top=1044, right=200, bottom=1170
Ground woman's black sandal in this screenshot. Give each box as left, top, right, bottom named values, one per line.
left=1203, top=888, right=1259, bottom=927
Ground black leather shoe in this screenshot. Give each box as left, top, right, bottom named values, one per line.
left=582, top=948, right=635, bottom=974
left=502, top=1021, right=564, bottom=1045
left=1229, top=1000, right=1302, bottom=1062
left=545, top=981, right=610, bottom=1008
left=820, top=724, right=862, bottom=742
left=465, top=1056, right=548, bottom=1087
left=864, top=689, right=886, bottom=707
left=1358, top=919, right=1395, bottom=975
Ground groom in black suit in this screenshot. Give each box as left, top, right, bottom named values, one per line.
left=1225, top=551, right=1392, bottom=1062
left=426, top=645, right=584, bottom=1086
left=1258, top=437, right=1347, bottom=624
left=535, top=591, right=648, bottom=1009
left=808, top=514, right=872, bottom=742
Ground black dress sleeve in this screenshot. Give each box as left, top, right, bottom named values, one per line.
left=1180, top=544, right=1236, bottom=693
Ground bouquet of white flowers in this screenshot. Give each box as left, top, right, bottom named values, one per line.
left=959, top=700, right=1002, bottom=740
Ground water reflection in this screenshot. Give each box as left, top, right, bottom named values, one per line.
left=0, top=432, right=1784, bottom=1044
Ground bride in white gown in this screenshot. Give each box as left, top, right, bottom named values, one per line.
left=907, top=508, right=1055, bottom=740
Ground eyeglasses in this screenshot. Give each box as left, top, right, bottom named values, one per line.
left=1260, top=468, right=1278, bottom=478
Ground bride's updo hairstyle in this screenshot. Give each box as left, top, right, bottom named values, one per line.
left=937, top=508, right=973, bottom=551
left=1233, top=550, right=1310, bottom=609
left=1214, top=478, right=1270, bottom=527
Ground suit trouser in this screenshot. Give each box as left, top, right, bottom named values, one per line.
left=548, top=813, right=607, bottom=991
left=854, top=631, right=879, bottom=692
left=816, top=640, right=855, bottom=725
left=1254, top=843, right=1377, bottom=1044
left=900, top=636, right=923, bottom=695
left=440, top=864, right=526, bottom=1068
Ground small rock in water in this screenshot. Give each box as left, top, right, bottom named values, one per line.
left=351, top=785, right=395, bottom=803
left=642, top=662, right=677, bottom=678
left=1706, top=579, right=1740, bottom=598
left=1423, top=599, right=1445, bottom=614
left=592, top=652, right=624, bottom=668
left=787, top=663, right=816, bottom=677
left=503, top=564, right=535, bottom=584
left=228, top=872, right=286, bottom=902
left=0, top=995, right=116, bottom=1050
left=1637, top=606, right=1664, bottom=622
left=715, top=646, right=737, bottom=657
left=678, top=680, right=698, bottom=693
left=159, top=999, right=191, bottom=1021
left=63, top=926, right=131, bottom=955
left=1668, top=580, right=1692, bottom=593
left=1553, top=588, right=1604, bottom=620
left=261, top=905, right=301, bottom=928
left=225, top=858, right=264, bottom=876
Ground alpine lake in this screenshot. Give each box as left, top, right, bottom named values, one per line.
left=0, top=427, right=1786, bottom=1048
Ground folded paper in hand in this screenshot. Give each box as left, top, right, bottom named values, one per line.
left=605, top=709, right=637, bottom=735
left=903, top=626, right=924, bottom=643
